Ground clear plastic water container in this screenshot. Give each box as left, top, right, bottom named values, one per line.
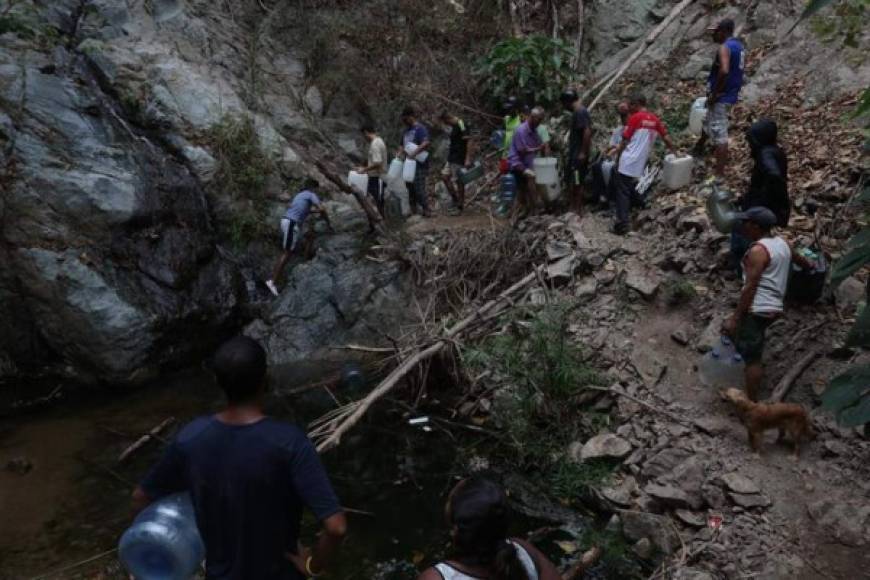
left=347, top=170, right=368, bottom=193
left=661, top=154, right=694, bottom=190
left=533, top=157, right=558, bottom=186
left=689, top=97, right=707, bottom=137
left=386, top=158, right=403, bottom=183
left=402, top=159, right=417, bottom=183
left=699, top=336, right=745, bottom=388
left=119, top=493, right=204, bottom=580
left=404, top=143, right=428, bottom=163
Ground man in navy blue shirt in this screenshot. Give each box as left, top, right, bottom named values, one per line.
left=400, top=106, right=432, bottom=217
left=694, top=18, right=745, bottom=179
left=132, top=336, right=347, bottom=579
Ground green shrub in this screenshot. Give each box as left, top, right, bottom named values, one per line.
left=663, top=278, right=697, bottom=307
left=475, top=35, right=575, bottom=108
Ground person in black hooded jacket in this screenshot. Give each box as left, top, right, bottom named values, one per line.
left=731, top=118, right=790, bottom=269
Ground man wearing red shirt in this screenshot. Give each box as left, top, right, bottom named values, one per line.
left=612, top=94, right=677, bottom=235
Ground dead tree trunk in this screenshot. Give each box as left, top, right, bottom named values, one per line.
left=572, top=0, right=586, bottom=72
left=314, top=160, right=386, bottom=236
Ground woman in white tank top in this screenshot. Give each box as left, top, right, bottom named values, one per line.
left=417, top=478, right=560, bottom=580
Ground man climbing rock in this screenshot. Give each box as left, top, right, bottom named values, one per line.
left=358, top=124, right=388, bottom=217
left=731, top=118, right=790, bottom=270
left=266, top=178, right=331, bottom=297
left=507, top=106, right=546, bottom=220
left=560, top=89, right=593, bottom=216
left=440, top=111, right=475, bottom=215
left=132, top=336, right=347, bottom=579
left=722, top=207, right=814, bottom=401
left=694, top=18, right=745, bottom=179
left=611, top=94, right=677, bottom=235
left=400, top=106, right=432, bottom=217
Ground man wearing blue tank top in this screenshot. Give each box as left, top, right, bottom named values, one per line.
left=694, top=18, right=745, bottom=179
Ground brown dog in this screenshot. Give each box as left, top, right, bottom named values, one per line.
left=720, top=388, right=814, bottom=459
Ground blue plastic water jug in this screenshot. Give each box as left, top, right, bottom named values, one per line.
left=698, top=336, right=745, bottom=388
left=497, top=174, right=517, bottom=216
left=119, top=493, right=204, bottom=580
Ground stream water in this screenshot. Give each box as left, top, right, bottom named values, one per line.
left=0, top=362, right=560, bottom=580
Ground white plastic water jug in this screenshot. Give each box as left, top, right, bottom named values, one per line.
left=402, top=159, right=417, bottom=183
left=661, top=154, right=694, bottom=190
left=533, top=157, right=558, bottom=185
left=601, top=159, right=615, bottom=187
left=347, top=171, right=368, bottom=193
left=404, top=143, right=428, bottom=163
left=119, top=493, right=204, bottom=580
left=698, top=336, right=745, bottom=389
left=689, top=97, right=707, bottom=137
left=387, top=158, right=403, bottom=183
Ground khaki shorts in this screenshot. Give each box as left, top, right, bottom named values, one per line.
left=703, top=102, right=732, bottom=145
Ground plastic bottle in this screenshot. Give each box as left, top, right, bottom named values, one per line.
left=699, top=336, right=745, bottom=389
left=705, top=181, right=738, bottom=233
left=386, top=158, right=403, bottom=183
left=661, top=154, right=694, bottom=190
left=119, top=493, right=204, bottom=580
left=497, top=173, right=517, bottom=216
left=402, top=158, right=417, bottom=183
left=689, top=97, right=707, bottom=136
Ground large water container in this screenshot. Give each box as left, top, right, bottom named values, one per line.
left=601, top=159, right=615, bottom=187
left=404, top=143, right=428, bottom=163
left=533, top=157, right=558, bottom=185
left=119, top=493, right=204, bottom=580
left=661, top=154, right=694, bottom=190
left=689, top=97, right=707, bottom=137
left=496, top=173, right=517, bottom=216
left=347, top=171, right=368, bottom=193
left=699, top=336, right=745, bottom=389
left=402, top=159, right=417, bottom=183
left=386, top=158, right=403, bottom=183
left=705, top=183, right=738, bottom=233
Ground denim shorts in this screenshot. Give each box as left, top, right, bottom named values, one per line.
left=704, top=102, right=732, bottom=145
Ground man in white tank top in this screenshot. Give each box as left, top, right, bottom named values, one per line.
left=722, top=207, right=815, bottom=401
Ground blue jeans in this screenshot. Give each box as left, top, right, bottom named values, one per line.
left=731, top=229, right=751, bottom=275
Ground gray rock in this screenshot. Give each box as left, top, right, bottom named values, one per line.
left=834, top=276, right=866, bottom=313
left=631, top=346, right=667, bottom=387
left=671, top=329, right=690, bottom=346
left=695, top=313, right=727, bottom=353
left=571, top=433, right=632, bottom=462
left=624, top=265, right=661, bottom=298
left=729, top=493, right=771, bottom=509
left=574, top=277, right=598, bottom=298
left=547, top=255, right=576, bottom=282
left=672, top=568, right=715, bottom=580
left=674, top=510, right=706, bottom=528
left=619, top=510, right=680, bottom=554
left=823, top=439, right=850, bottom=457
left=721, top=473, right=761, bottom=495
left=643, top=447, right=694, bottom=479
left=645, top=482, right=692, bottom=509
left=601, top=476, right=638, bottom=507
left=632, top=537, right=653, bottom=559
left=807, top=499, right=870, bottom=546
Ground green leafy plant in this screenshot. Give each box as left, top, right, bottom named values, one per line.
left=476, top=35, right=575, bottom=108
left=663, top=277, right=697, bottom=307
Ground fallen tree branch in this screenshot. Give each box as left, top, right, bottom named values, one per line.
left=588, top=0, right=695, bottom=111
left=313, top=267, right=543, bottom=451
left=587, top=386, right=715, bottom=435
left=768, top=345, right=824, bottom=403
left=118, top=417, right=175, bottom=463
left=314, top=159, right=386, bottom=236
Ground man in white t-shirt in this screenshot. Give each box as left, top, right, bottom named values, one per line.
left=358, top=124, right=388, bottom=217
left=611, top=94, right=677, bottom=235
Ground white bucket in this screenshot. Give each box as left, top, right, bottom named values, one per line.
left=402, top=159, right=417, bottom=183
left=533, top=157, right=558, bottom=185
left=689, top=97, right=707, bottom=137
left=347, top=171, right=368, bottom=193
left=404, top=143, right=429, bottom=163
left=662, top=154, right=694, bottom=190
left=387, top=158, right=403, bottom=183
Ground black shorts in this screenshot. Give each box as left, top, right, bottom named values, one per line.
left=567, top=159, right=589, bottom=187
left=367, top=176, right=384, bottom=200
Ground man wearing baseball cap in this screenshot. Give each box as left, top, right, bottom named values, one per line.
left=722, top=207, right=815, bottom=401
left=693, top=18, right=745, bottom=179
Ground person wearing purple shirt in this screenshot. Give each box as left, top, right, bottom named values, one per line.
left=400, top=106, right=432, bottom=217
left=507, top=107, right=546, bottom=219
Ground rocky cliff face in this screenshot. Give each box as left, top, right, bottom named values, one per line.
left=0, top=0, right=405, bottom=386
